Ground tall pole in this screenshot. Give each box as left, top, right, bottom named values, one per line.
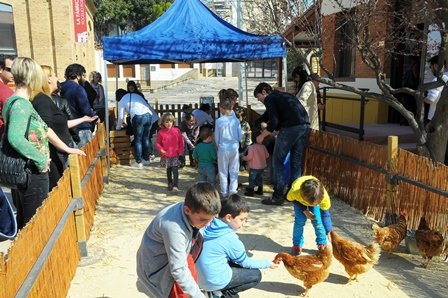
left=236, top=0, right=245, bottom=105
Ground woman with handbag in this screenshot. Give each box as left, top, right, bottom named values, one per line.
left=2, top=57, right=51, bottom=229
left=2, top=57, right=83, bottom=229
left=116, top=81, right=154, bottom=168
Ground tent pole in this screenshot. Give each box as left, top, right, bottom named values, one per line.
left=283, top=57, right=287, bottom=92
left=103, top=59, right=110, bottom=179
left=238, top=62, right=243, bottom=106
left=245, top=62, right=248, bottom=107
left=115, top=64, right=119, bottom=112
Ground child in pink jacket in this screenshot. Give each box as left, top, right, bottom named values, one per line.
left=156, top=112, right=184, bottom=191
left=242, top=133, right=269, bottom=197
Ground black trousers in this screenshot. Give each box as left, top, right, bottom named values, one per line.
left=167, top=166, right=179, bottom=187
left=12, top=170, right=49, bottom=229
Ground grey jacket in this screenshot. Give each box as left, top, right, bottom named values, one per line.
left=136, top=202, right=203, bottom=298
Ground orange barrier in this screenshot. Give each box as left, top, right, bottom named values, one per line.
left=0, top=123, right=107, bottom=297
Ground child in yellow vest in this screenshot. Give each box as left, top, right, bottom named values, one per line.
left=286, top=175, right=333, bottom=255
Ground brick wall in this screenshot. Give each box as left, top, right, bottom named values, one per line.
left=321, top=0, right=393, bottom=79
left=2, top=0, right=96, bottom=77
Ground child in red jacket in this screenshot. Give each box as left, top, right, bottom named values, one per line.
left=156, top=112, right=184, bottom=191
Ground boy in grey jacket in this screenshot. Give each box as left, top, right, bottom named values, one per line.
left=136, top=182, right=221, bottom=297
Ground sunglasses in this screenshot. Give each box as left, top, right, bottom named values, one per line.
left=4, top=67, right=11, bottom=72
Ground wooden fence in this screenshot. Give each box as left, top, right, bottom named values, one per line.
left=304, top=129, right=448, bottom=249
left=111, top=102, right=447, bottom=247
left=110, top=103, right=257, bottom=166
left=153, top=103, right=257, bottom=125
left=0, top=123, right=107, bottom=298
left=154, top=103, right=220, bottom=125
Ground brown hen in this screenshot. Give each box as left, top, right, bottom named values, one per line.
left=415, top=217, right=444, bottom=268
left=330, top=230, right=380, bottom=282
left=372, top=210, right=407, bottom=253
left=273, top=246, right=332, bottom=296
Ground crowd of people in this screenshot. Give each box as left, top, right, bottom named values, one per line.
left=0, top=55, right=102, bottom=230
left=3, top=54, right=445, bottom=297
left=132, top=68, right=336, bottom=297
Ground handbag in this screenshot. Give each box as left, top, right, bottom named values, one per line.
left=0, top=187, right=17, bottom=241
left=0, top=98, right=32, bottom=189
left=125, top=94, right=134, bottom=136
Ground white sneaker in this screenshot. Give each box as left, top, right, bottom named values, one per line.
left=131, top=161, right=143, bottom=169
left=149, top=154, right=156, bottom=161
left=142, top=160, right=151, bottom=166
left=172, top=186, right=180, bottom=192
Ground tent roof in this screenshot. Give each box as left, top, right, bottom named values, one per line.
left=102, top=0, right=286, bottom=64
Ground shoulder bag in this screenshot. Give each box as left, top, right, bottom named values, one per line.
left=0, top=187, right=17, bottom=241
left=125, top=93, right=134, bottom=136
left=0, top=98, right=32, bottom=189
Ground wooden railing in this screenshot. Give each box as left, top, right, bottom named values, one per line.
left=0, top=123, right=107, bottom=298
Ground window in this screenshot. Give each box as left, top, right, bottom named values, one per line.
left=247, top=59, right=278, bottom=78
left=106, top=64, right=136, bottom=78
left=160, top=64, right=175, bottom=69
left=107, top=64, right=119, bottom=78
left=334, top=15, right=355, bottom=78
left=311, top=55, right=320, bottom=76
left=0, top=4, right=17, bottom=55
left=122, top=65, right=135, bottom=77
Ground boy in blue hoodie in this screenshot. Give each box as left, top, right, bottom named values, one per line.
left=196, top=194, right=278, bottom=297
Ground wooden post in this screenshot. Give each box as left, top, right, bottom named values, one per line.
left=69, top=154, right=88, bottom=257
left=386, top=136, right=398, bottom=225
left=0, top=254, right=5, bottom=298
left=97, top=123, right=109, bottom=183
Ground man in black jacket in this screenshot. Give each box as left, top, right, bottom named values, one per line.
left=254, top=83, right=310, bottom=205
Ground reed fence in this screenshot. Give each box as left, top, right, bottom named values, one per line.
left=0, top=123, right=107, bottom=298
left=304, top=129, right=448, bottom=249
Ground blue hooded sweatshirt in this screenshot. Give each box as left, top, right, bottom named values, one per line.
left=196, top=217, right=271, bottom=291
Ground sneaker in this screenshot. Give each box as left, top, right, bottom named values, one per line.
left=172, top=186, right=180, bottom=192
left=261, top=197, right=284, bottom=206
left=131, top=161, right=143, bottom=169
left=291, top=245, right=302, bottom=256
left=244, top=188, right=254, bottom=197
left=142, top=160, right=151, bottom=166
left=167, top=183, right=173, bottom=191
left=255, top=187, right=264, bottom=195
left=149, top=154, right=156, bottom=161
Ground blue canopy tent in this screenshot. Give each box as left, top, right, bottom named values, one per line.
left=102, top=0, right=286, bottom=64
left=101, top=0, right=286, bottom=174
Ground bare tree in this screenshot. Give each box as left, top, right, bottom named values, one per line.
left=244, top=0, right=448, bottom=163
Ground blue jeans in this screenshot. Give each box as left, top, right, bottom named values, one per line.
left=132, top=113, right=152, bottom=163
left=248, top=169, right=263, bottom=190
left=293, top=201, right=327, bottom=247
left=198, top=166, right=216, bottom=185
left=221, top=264, right=262, bottom=297
left=272, top=124, right=310, bottom=199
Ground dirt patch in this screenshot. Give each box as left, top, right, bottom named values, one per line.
left=67, top=161, right=447, bottom=298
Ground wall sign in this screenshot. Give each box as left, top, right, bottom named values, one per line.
left=73, top=0, right=88, bottom=43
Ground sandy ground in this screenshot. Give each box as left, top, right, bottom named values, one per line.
left=66, top=160, right=447, bottom=298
